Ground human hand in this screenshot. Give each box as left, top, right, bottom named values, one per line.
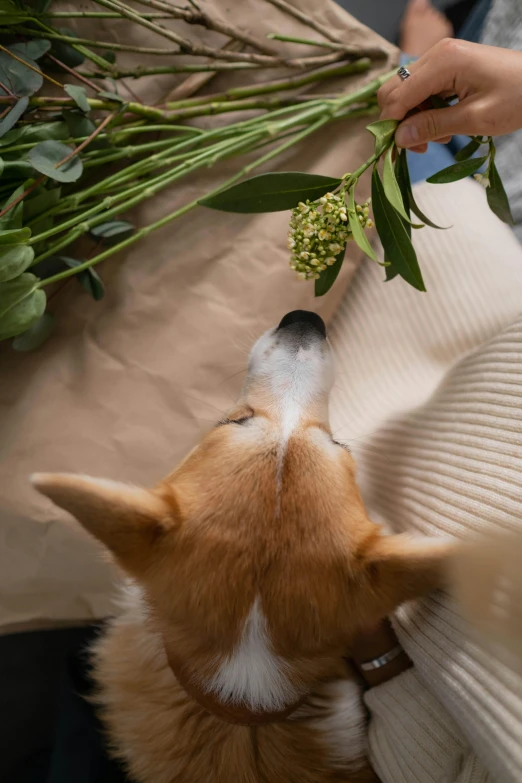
left=378, top=39, right=522, bottom=153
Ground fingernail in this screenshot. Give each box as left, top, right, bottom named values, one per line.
left=395, top=124, right=419, bottom=148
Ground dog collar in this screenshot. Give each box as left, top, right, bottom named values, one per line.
left=165, top=646, right=305, bottom=726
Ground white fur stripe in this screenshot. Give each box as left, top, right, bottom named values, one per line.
left=204, top=596, right=298, bottom=711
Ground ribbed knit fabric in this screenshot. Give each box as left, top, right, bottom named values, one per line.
left=329, top=177, right=522, bottom=783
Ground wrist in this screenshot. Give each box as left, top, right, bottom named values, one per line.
left=351, top=618, right=412, bottom=688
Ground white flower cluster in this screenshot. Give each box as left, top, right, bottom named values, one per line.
left=288, top=192, right=373, bottom=280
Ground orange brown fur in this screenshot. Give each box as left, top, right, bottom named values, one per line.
left=32, top=313, right=456, bottom=783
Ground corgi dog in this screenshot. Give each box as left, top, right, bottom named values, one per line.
left=33, top=310, right=459, bottom=783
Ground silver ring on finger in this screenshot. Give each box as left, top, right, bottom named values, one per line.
left=397, top=66, right=411, bottom=81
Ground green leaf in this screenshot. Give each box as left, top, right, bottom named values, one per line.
left=62, top=110, right=95, bottom=139
left=61, top=257, right=105, bottom=301
left=347, top=187, right=377, bottom=262
left=366, top=119, right=398, bottom=158
left=12, top=311, right=53, bottom=351
left=399, top=149, right=448, bottom=230
left=0, top=184, right=24, bottom=229
left=382, top=145, right=415, bottom=224
left=315, top=246, right=346, bottom=297
left=0, top=96, right=29, bottom=139
left=454, top=138, right=481, bottom=162
left=427, top=155, right=488, bottom=184
left=394, top=150, right=411, bottom=239
left=0, top=227, right=31, bottom=244
left=50, top=28, right=85, bottom=68
left=64, top=84, right=90, bottom=114
left=24, top=185, right=61, bottom=220
left=372, top=166, right=425, bottom=292
left=98, top=91, right=124, bottom=103
left=384, top=258, right=399, bottom=281
left=0, top=272, right=45, bottom=341
left=90, top=220, right=134, bottom=243
left=200, top=172, right=342, bottom=213
left=1, top=160, right=36, bottom=180
left=0, top=244, right=34, bottom=282
left=0, top=0, right=28, bottom=24
left=0, top=48, right=42, bottom=96
left=29, top=140, right=83, bottom=183
left=9, top=40, right=51, bottom=62
left=0, top=120, right=69, bottom=147
left=486, top=161, right=513, bottom=225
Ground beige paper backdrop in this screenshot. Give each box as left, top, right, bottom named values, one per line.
left=0, top=1, right=396, bottom=631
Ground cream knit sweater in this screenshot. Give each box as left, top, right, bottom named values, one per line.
left=330, top=177, right=522, bottom=783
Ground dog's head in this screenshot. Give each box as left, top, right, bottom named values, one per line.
left=33, top=311, right=451, bottom=720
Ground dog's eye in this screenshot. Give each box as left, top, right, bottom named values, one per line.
left=332, top=439, right=351, bottom=452
left=217, top=415, right=253, bottom=427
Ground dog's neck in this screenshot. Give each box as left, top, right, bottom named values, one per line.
left=164, top=642, right=305, bottom=726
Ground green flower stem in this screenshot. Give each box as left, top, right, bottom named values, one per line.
left=0, top=94, right=167, bottom=120
left=31, top=129, right=267, bottom=257
left=41, top=11, right=174, bottom=18
left=266, top=34, right=343, bottom=49
left=28, top=20, right=116, bottom=72
left=82, top=63, right=263, bottom=78
left=38, top=113, right=330, bottom=288
left=165, top=59, right=371, bottom=109
left=0, top=126, right=202, bottom=155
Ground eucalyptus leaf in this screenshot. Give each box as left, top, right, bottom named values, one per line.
left=0, top=121, right=69, bottom=146
left=62, top=110, right=96, bottom=139
left=366, top=119, right=398, bottom=158
left=50, top=28, right=85, bottom=68
left=454, top=138, right=481, bottom=162
left=427, top=155, right=488, bottom=184
left=12, top=311, right=54, bottom=351
left=200, top=172, right=342, bottom=213
left=0, top=244, right=34, bottom=282
left=25, top=186, right=61, bottom=220
left=0, top=184, right=24, bottom=229
left=62, top=257, right=105, bottom=301
left=0, top=49, right=42, bottom=96
left=0, top=0, right=28, bottom=24
left=90, top=220, right=134, bottom=243
left=372, top=166, right=425, bottom=292
left=487, top=161, right=513, bottom=225
left=9, top=40, right=51, bottom=62
left=1, top=161, right=36, bottom=180
left=0, top=273, right=45, bottom=341
left=64, top=84, right=90, bottom=114
left=0, top=96, right=29, bottom=139
left=315, top=246, right=346, bottom=297
left=0, top=227, right=31, bottom=244
left=29, top=140, right=83, bottom=183
left=348, top=187, right=377, bottom=262
left=98, top=91, right=124, bottom=103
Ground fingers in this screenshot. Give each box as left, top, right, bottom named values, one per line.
left=394, top=103, right=472, bottom=147
left=378, top=38, right=460, bottom=120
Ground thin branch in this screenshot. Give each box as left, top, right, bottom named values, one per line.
left=54, top=111, right=117, bottom=169
left=165, top=58, right=371, bottom=109
left=0, top=176, right=45, bottom=219
left=129, top=0, right=279, bottom=56
left=0, top=79, right=16, bottom=99
left=45, top=53, right=100, bottom=92
left=92, top=0, right=281, bottom=65
left=161, top=39, right=244, bottom=104
left=41, top=10, right=175, bottom=19
left=263, top=0, right=342, bottom=43
left=81, top=63, right=263, bottom=77
left=267, top=34, right=342, bottom=49
left=0, top=44, right=63, bottom=89
left=0, top=95, right=166, bottom=120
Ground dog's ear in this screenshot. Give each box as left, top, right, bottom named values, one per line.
left=359, top=533, right=457, bottom=621
left=31, top=473, right=177, bottom=571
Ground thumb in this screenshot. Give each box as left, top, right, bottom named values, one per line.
left=395, top=104, right=470, bottom=147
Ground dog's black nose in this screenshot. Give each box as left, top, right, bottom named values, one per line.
left=277, top=310, right=326, bottom=338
